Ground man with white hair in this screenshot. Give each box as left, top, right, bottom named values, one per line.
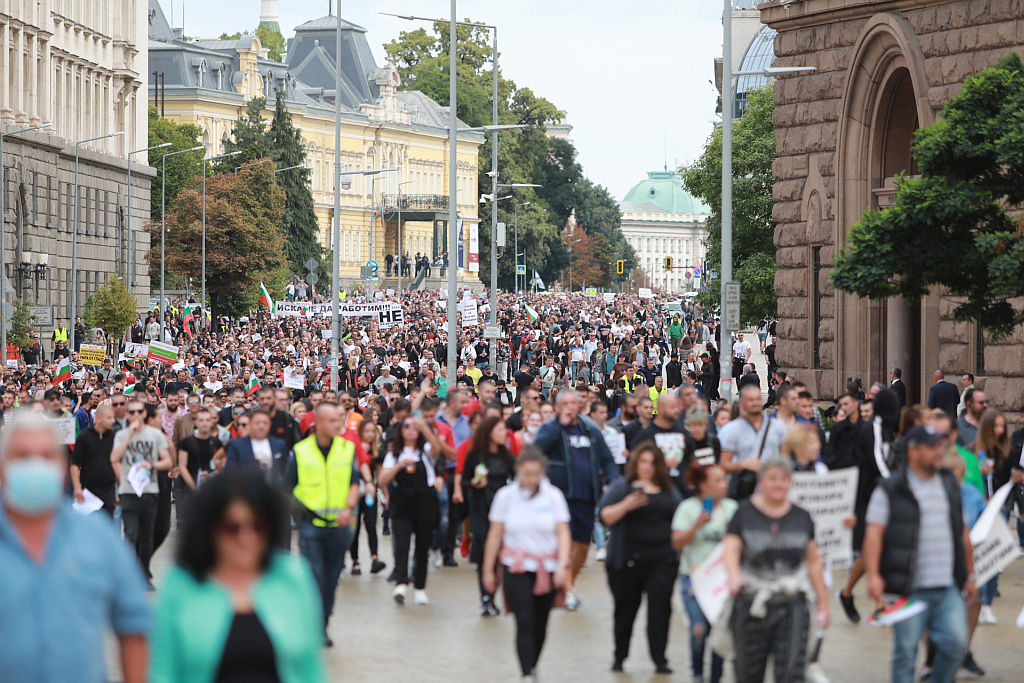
left=0, top=413, right=150, bottom=682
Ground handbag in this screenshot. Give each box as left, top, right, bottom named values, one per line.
left=728, top=416, right=772, bottom=501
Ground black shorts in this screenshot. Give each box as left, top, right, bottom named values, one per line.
left=567, top=499, right=595, bottom=545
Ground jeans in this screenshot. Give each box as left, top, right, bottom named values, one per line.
left=593, top=515, right=606, bottom=551
left=682, top=576, right=724, bottom=682
left=121, top=493, right=158, bottom=578
left=891, top=585, right=967, bottom=683
left=298, top=520, right=354, bottom=622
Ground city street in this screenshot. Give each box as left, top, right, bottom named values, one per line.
left=127, top=525, right=1024, bottom=682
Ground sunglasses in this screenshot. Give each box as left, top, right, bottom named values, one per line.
left=112, top=401, right=126, bottom=407
left=233, top=409, right=245, bottom=415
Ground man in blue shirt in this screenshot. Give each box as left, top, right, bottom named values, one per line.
left=0, top=412, right=150, bottom=682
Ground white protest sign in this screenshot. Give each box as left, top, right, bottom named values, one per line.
left=320, top=329, right=332, bottom=339
left=970, top=483, right=1022, bottom=585
left=48, top=416, right=76, bottom=445
left=638, top=288, right=654, bottom=299
left=690, top=542, right=730, bottom=623
left=283, top=367, right=306, bottom=390
left=125, top=342, right=149, bottom=358
left=461, top=300, right=478, bottom=328
left=789, top=467, right=859, bottom=570
left=251, top=333, right=262, bottom=342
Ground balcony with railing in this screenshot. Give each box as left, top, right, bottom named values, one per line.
left=381, top=194, right=449, bottom=213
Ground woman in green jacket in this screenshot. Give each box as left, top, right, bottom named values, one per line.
left=151, top=469, right=326, bottom=683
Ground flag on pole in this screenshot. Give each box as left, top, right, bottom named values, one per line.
left=532, top=270, right=546, bottom=290
left=245, top=374, right=261, bottom=397
left=52, top=357, right=71, bottom=386
left=525, top=305, right=539, bottom=322
left=181, top=303, right=195, bottom=337
left=123, top=383, right=137, bottom=395
left=259, top=282, right=275, bottom=314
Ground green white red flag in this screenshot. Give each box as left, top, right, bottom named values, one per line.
left=259, top=282, right=275, bottom=314
left=245, top=374, right=261, bottom=397
left=52, top=357, right=71, bottom=385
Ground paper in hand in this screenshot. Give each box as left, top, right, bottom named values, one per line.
left=72, top=488, right=104, bottom=515
left=127, top=463, right=150, bottom=497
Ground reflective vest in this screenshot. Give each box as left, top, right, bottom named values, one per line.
left=53, top=327, right=68, bottom=343
left=649, top=386, right=668, bottom=414
left=292, top=434, right=354, bottom=527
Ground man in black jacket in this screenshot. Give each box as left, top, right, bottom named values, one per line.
left=889, top=367, right=907, bottom=409
left=927, top=369, right=960, bottom=416
left=864, top=424, right=975, bottom=683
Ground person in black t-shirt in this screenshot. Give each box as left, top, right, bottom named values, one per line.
left=176, top=407, right=224, bottom=524
left=70, top=404, right=118, bottom=516
left=633, top=393, right=688, bottom=495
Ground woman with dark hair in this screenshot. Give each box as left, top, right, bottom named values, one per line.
left=597, top=442, right=682, bottom=674
left=150, top=468, right=325, bottom=682
left=378, top=416, right=445, bottom=606
left=483, top=447, right=571, bottom=682
left=349, top=416, right=386, bottom=577
left=461, top=415, right=517, bottom=615
left=672, top=463, right=735, bottom=683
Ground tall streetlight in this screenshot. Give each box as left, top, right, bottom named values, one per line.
left=127, top=143, right=171, bottom=293
left=396, top=179, right=413, bottom=301
left=274, top=163, right=307, bottom=175
left=0, top=122, right=52, bottom=364
left=719, top=0, right=814, bottom=400
left=159, top=145, right=204, bottom=339
left=514, top=201, right=530, bottom=292
left=331, top=0, right=345, bottom=393
left=202, top=150, right=242, bottom=321
left=72, top=130, right=124, bottom=354
left=234, top=159, right=270, bottom=175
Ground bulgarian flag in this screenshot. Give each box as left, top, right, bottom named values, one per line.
left=148, top=341, right=179, bottom=365
left=52, top=357, right=71, bottom=386
left=123, top=383, right=137, bottom=395
left=525, top=305, right=539, bottom=322
left=259, top=282, right=276, bottom=315
left=181, top=303, right=195, bottom=336
left=245, top=374, right=261, bottom=397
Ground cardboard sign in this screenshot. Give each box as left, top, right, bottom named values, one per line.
left=789, top=467, right=859, bottom=570
left=283, top=367, right=306, bottom=390
left=970, top=483, right=1023, bottom=585
left=78, top=344, right=106, bottom=366
left=461, top=300, right=478, bottom=328
left=638, top=288, right=654, bottom=299
left=125, top=342, right=149, bottom=358
left=48, top=416, right=76, bottom=445
left=690, top=543, right=730, bottom=623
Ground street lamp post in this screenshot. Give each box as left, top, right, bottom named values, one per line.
left=514, top=201, right=530, bottom=292
left=332, top=1, right=344, bottom=393
left=202, top=150, right=241, bottom=324
left=396, top=179, right=413, bottom=301
left=274, top=163, right=307, bottom=175
left=0, top=122, right=52, bottom=364
left=72, top=130, right=125, bottom=354
left=234, top=159, right=270, bottom=175
left=447, top=0, right=458, bottom=391
left=159, top=145, right=204, bottom=339
left=127, top=143, right=170, bottom=293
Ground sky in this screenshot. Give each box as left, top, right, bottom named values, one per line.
left=166, top=0, right=726, bottom=202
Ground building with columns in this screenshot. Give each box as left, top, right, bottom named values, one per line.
left=148, top=1, right=483, bottom=285
left=620, top=170, right=709, bottom=294
left=761, top=0, right=1024, bottom=412
left=0, top=0, right=151, bottom=337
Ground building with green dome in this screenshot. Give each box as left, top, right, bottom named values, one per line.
left=619, top=170, right=709, bottom=293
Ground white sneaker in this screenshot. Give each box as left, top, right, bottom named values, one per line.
left=806, top=662, right=831, bottom=683
left=595, top=547, right=607, bottom=562
left=432, top=549, right=442, bottom=568
left=414, top=589, right=429, bottom=605
left=564, top=591, right=581, bottom=611
left=392, top=584, right=407, bottom=605
left=979, top=605, right=997, bottom=624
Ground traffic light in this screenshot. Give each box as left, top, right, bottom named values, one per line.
left=616, top=259, right=624, bottom=274
left=664, top=256, right=673, bottom=271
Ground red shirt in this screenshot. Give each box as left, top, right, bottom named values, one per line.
left=455, top=429, right=519, bottom=474
left=341, top=428, right=371, bottom=467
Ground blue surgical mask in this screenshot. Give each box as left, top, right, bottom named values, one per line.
left=3, top=458, right=64, bottom=515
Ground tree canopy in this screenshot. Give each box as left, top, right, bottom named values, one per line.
left=218, top=26, right=285, bottom=62
left=832, top=53, right=1024, bottom=338
left=384, top=21, right=634, bottom=289
left=148, top=107, right=204, bottom=220
left=682, top=85, right=776, bottom=324
left=151, top=163, right=286, bottom=319
left=91, top=276, right=137, bottom=353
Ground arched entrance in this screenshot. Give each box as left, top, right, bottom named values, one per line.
left=835, top=13, right=937, bottom=401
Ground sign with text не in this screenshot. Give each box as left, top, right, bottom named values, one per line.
left=789, top=467, right=859, bottom=570
left=78, top=344, right=106, bottom=366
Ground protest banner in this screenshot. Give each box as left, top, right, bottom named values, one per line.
left=125, top=342, right=149, bottom=358
left=970, top=483, right=1023, bottom=585
left=283, top=367, right=306, bottom=390
left=461, top=299, right=478, bottom=328
left=78, top=344, right=106, bottom=365
left=48, top=416, right=76, bottom=445
left=638, top=288, right=654, bottom=299
left=789, top=467, right=859, bottom=570
left=148, top=341, right=179, bottom=364
left=339, top=302, right=404, bottom=329
left=690, top=543, right=730, bottom=623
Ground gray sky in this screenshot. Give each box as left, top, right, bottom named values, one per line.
left=167, top=0, right=725, bottom=202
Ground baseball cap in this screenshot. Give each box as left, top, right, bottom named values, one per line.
left=904, top=425, right=944, bottom=447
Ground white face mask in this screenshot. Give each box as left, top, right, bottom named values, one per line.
left=525, top=423, right=539, bottom=435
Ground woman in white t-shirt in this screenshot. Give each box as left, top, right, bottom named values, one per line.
left=483, top=448, right=571, bottom=682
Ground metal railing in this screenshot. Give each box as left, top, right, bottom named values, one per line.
left=381, top=194, right=449, bottom=212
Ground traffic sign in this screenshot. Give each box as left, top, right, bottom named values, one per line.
left=725, top=282, right=741, bottom=305
left=306, top=272, right=319, bottom=286
left=304, top=257, right=319, bottom=271
left=483, top=325, right=501, bottom=339
left=516, top=264, right=526, bottom=275
left=367, top=260, right=379, bottom=274
left=28, top=305, right=54, bottom=327
left=685, top=272, right=692, bottom=279
left=693, top=267, right=701, bottom=277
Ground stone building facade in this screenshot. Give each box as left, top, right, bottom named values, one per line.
left=1, top=0, right=151, bottom=335
left=762, top=0, right=1024, bottom=411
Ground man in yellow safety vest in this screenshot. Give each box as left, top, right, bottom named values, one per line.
left=285, top=402, right=361, bottom=647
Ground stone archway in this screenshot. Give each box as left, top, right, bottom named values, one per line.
left=834, top=12, right=937, bottom=399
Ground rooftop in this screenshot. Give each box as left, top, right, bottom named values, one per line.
left=621, top=170, right=710, bottom=216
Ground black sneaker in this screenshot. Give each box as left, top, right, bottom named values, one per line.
left=442, top=554, right=458, bottom=567
left=960, top=652, right=985, bottom=678
left=370, top=559, right=387, bottom=574
left=837, top=590, right=860, bottom=623
left=324, top=631, right=334, bottom=648
left=382, top=525, right=390, bottom=536
left=351, top=562, right=361, bottom=576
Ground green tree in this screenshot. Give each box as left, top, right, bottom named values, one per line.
left=148, top=107, right=204, bottom=220
left=682, top=85, right=776, bottom=324
left=832, top=53, right=1024, bottom=338
left=268, top=93, right=325, bottom=278
left=218, top=31, right=245, bottom=40
left=216, top=97, right=271, bottom=172
left=152, top=164, right=286, bottom=320
left=256, top=25, right=286, bottom=62
left=6, top=299, right=35, bottom=352
left=91, top=276, right=137, bottom=355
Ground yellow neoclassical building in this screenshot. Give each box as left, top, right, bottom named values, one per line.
left=147, top=0, right=482, bottom=284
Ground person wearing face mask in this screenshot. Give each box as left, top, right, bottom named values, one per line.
left=0, top=413, right=151, bottom=682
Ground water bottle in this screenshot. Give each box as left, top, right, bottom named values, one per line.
left=365, top=490, right=375, bottom=508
